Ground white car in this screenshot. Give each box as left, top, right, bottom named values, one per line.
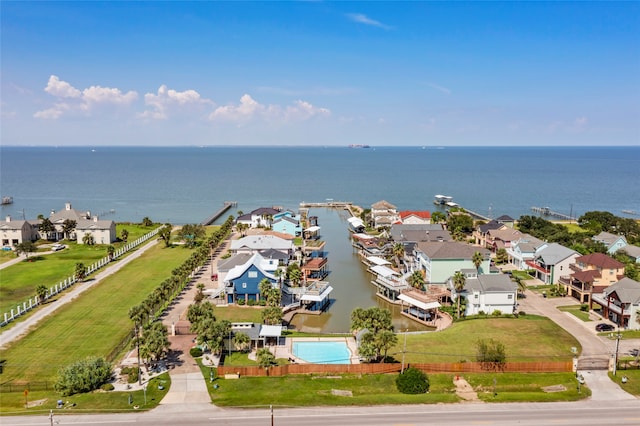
left=52, top=243, right=66, bottom=251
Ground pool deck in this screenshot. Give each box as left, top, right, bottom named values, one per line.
left=270, top=336, right=360, bottom=364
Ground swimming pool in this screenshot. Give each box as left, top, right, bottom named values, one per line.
left=292, top=341, right=352, bottom=364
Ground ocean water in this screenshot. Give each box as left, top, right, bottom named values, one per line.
left=2, top=146, right=639, bottom=224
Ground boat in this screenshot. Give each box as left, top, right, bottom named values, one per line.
left=433, top=195, right=453, bottom=205
left=1, top=196, right=13, bottom=205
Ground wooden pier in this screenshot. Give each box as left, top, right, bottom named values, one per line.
left=201, top=201, right=237, bottom=225
left=531, top=206, right=575, bottom=221
left=299, top=201, right=356, bottom=216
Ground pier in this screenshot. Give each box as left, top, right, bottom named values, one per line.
left=300, top=201, right=357, bottom=217
left=531, top=206, right=576, bottom=221
left=461, top=208, right=491, bottom=222
left=201, top=201, right=237, bottom=225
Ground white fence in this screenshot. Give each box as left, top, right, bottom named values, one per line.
left=1, top=227, right=160, bottom=328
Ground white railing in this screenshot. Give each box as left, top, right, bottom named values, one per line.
left=1, top=227, right=160, bottom=327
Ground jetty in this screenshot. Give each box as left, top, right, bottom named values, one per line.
left=201, top=201, right=237, bottom=226
left=531, top=206, right=576, bottom=221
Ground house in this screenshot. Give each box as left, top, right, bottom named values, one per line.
left=559, top=253, right=625, bottom=303
left=390, top=224, right=451, bottom=244
left=449, top=273, right=518, bottom=316
left=413, top=241, right=491, bottom=284
left=526, top=243, right=579, bottom=284
left=229, top=322, right=284, bottom=350
left=619, top=245, right=640, bottom=264
left=347, top=216, right=365, bottom=233
left=230, top=234, right=295, bottom=259
left=592, top=231, right=628, bottom=255
left=0, top=216, right=36, bottom=247
left=484, top=228, right=523, bottom=253
left=224, top=253, right=279, bottom=304
left=506, top=234, right=545, bottom=270
left=271, top=215, right=302, bottom=237
left=370, top=200, right=400, bottom=229
left=236, top=207, right=281, bottom=229
left=75, top=216, right=117, bottom=245
left=473, top=220, right=507, bottom=247
left=495, top=215, right=516, bottom=228
left=591, top=278, right=640, bottom=330
left=399, top=211, right=431, bottom=225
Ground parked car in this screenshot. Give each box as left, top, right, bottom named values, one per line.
left=595, top=323, right=615, bottom=332
left=52, top=243, right=66, bottom=251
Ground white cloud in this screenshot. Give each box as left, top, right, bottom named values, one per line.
left=35, top=75, right=138, bottom=119
left=140, top=85, right=213, bottom=120
left=346, top=13, right=392, bottom=30
left=209, top=95, right=330, bottom=124
left=428, top=83, right=451, bottom=95
left=44, top=75, right=81, bottom=98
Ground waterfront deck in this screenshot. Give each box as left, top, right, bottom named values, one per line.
left=531, top=206, right=576, bottom=221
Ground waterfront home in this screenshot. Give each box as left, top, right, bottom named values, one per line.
left=229, top=323, right=284, bottom=350
left=473, top=220, right=507, bottom=247
left=370, top=200, right=400, bottom=229
left=1, top=216, right=37, bottom=247
left=413, top=241, right=491, bottom=284
left=397, top=289, right=443, bottom=326
left=271, top=215, right=302, bottom=237
left=495, top=214, right=516, bottom=228
left=484, top=228, right=523, bottom=253
left=591, top=278, right=640, bottom=330
left=389, top=224, right=451, bottom=244
left=236, top=207, right=281, bottom=229
left=370, top=263, right=407, bottom=303
left=559, top=253, right=625, bottom=304
left=352, top=233, right=389, bottom=258
left=399, top=211, right=431, bottom=225
left=526, top=243, right=579, bottom=284
left=449, top=273, right=518, bottom=316
left=223, top=253, right=278, bottom=304
left=230, top=234, right=295, bottom=259
left=48, top=202, right=117, bottom=244
left=592, top=231, right=628, bottom=255
left=506, top=234, right=545, bottom=270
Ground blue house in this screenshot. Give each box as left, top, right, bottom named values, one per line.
left=224, top=254, right=278, bottom=304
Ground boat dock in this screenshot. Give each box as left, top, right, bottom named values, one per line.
left=531, top=206, right=576, bottom=221
left=299, top=201, right=356, bottom=216
left=201, top=201, right=237, bottom=225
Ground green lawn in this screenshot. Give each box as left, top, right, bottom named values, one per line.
left=0, top=373, right=171, bottom=415
left=0, top=243, right=193, bottom=383
left=394, top=316, right=579, bottom=363
left=214, top=305, right=264, bottom=323
left=0, top=224, right=158, bottom=314
left=558, top=305, right=592, bottom=322
left=511, top=271, right=534, bottom=281
left=467, top=372, right=590, bottom=402
left=610, top=367, right=640, bottom=396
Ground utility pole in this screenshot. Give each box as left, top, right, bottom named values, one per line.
left=136, top=323, right=142, bottom=386
left=613, top=328, right=622, bottom=376
left=401, top=329, right=408, bottom=373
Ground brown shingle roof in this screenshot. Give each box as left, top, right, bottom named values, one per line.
left=576, top=253, right=625, bottom=269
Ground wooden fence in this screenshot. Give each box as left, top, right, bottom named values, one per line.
left=217, top=361, right=572, bottom=377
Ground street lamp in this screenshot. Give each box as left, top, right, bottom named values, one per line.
left=613, top=327, right=622, bottom=376
left=135, top=323, right=142, bottom=386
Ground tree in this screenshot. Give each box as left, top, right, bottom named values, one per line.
left=350, top=307, right=393, bottom=334
left=256, top=348, right=277, bottom=368
left=261, top=306, right=283, bottom=325
left=408, top=270, right=425, bottom=291
left=288, top=265, right=302, bottom=287
left=194, top=319, right=231, bottom=355
left=120, top=229, right=129, bottom=242
left=142, top=217, right=153, bottom=227
left=232, top=332, right=251, bottom=353
left=375, top=329, right=398, bottom=362
left=35, top=284, right=48, bottom=303
left=54, top=357, right=113, bottom=396
left=15, top=241, right=37, bottom=259
left=107, top=245, right=116, bottom=261
left=61, top=219, right=77, bottom=240
left=194, top=283, right=205, bottom=303
left=392, top=243, right=405, bottom=270
left=472, top=251, right=484, bottom=272
left=82, top=232, right=95, bottom=245
left=74, top=262, right=87, bottom=281
left=447, top=213, right=474, bottom=236
left=137, top=322, right=170, bottom=365
left=38, top=217, right=55, bottom=240
left=452, top=271, right=466, bottom=319
left=236, top=222, right=248, bottom=237
left=158, top=224, right=173, bottom=247
left=495, top=248, right=509, bottom=264
left=476, top=338, right=506, bottom=371
left=177, top=224, right=206, bottom=248
left=187, top=301, right=216, bottom=325
left=396, top=367, right=430, bottom=394
left=431, top=211, right=446, bottom=224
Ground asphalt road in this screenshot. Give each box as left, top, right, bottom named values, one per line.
left=3, top=400, right=640, bottom=426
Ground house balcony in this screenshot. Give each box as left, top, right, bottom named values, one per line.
left=525, top=260, right=550, bottom=274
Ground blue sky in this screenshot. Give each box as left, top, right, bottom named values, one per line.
left=1, top=1, right=639, bottom=146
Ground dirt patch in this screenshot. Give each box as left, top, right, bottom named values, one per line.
left=331, top=389, right=353, bottom=397
left=26, top=398, right=48, bottom=408
left=542, top=384, right=567, bottom=393
left=453, top=376, right=482, bottom=402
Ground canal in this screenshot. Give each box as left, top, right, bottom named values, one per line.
left=290, top=208, right=429, bottom=333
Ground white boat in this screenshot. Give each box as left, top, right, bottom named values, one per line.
left=433, top=195, right=453, bottom=205
left=1, top=196, right=13, bottom=205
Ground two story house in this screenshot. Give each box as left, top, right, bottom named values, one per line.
left=413, top=241, right=491, bottom=284
left=506, top=234, right=545, bottom=270
left=527, top=243, right=579, bottom=284
left=591, top=278, right=640, bottom=330
left=399, top=211, right=431, bottom=225
left=592, top=231, right=628, bottom=255
left=560, top=253, right=625, bottom=303
left=449, top=273, right=518, bottom=316
left=370, top=200, right=400, bottom=229
left=223, top=253, right=279, bottom=304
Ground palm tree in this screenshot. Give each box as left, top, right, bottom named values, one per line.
left=38, top=218, right=55, bottom=241
left=452, top=271, right=466, bottom=319
left=392, top=243, right=405, bottom=270
left=35, top=284, right=48, bottom=303
left=288, top=267, right=302, bottom=287
left=107, top=245, right=116, bottom=261
left=258, top=278, right=273, bottom=302
left=62, top=219, right=77, bottom=240
left=232, top=332, right=251, bottom=353
left=82, top=233, right=95, bottom=245
left=408, top=270, right=425, bottom=291
left=74, top=262, right=87, bottom=282
left=120, top=229, right=129, bottom=242
left=472, top=251, right=484, bottom=273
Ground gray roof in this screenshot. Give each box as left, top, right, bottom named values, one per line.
left=76, top=218, right=114, bottom=230
left=390, top=224, right=446, bottom=241
left=217, top=253, right=253, bottom=272
left=605, top=278, right=640, bottom=304
left=0, top=218, right=29, bottom=230
left=230, top=235, right=294, bottom=251
left=415, top=241, right=490, bottom=260
left=593, top=231, right=626, bottom=247
left=496, top=215, right=515, bottom=222
left=513, top=234, right=545, bottom=253
left=621, top=245, right=640, bottom=259
left=465, top=274, right=517, bottom=293
left=536, top=243, right=578, bottom=266
left=477, top=220, right=505, bottom=233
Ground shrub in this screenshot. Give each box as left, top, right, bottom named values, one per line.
left=54, top=357, right=113, bottom=396
left=247, top=299, right=256, bottom=306
left=518, top=311, right=526, bottom=316
left=492, top=310, right=502, bottom=317
left=396, top=367, right=430, bottom=394
left=101, top=383, right=115, bottom=391
left=237, top=299, right=245, bottom=306
left=121, top=366, right=139, bottom=384
left=190, top=347, right=203, bottom=357
left=580, top=304, right=589, bottom=312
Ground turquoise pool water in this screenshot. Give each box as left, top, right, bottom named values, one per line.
left=292, top=341, right=351, bottom=364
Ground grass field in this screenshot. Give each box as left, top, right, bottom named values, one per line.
left=393, top=316, right=579, bottom=363
left=0, top=242, right=194, bottom=383
left=558, top=305, right=592, bottom=322
left=0, top=224, right=158, bottom=314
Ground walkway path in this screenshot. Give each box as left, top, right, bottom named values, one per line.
left=0, top=239, right=160, bottom=349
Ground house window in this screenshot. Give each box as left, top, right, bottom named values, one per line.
left=474, top=294, right=479, bottom=299
left=508, top=294, right=513, bottom=299
left=248, top=271, right=258, bottom=278
left=242, top=283, right=247, bottom=289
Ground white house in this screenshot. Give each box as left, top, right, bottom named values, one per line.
left=230, top=234, right=295, bottom=258
left=450, top=273, right=518, bottom=316
left=527, top=243, right=580, bottom=284
left=370, top=200, right=400, bottom=229
left=0, top=216, right=35, bottom=247
left=506, top=234, right=545, bottom=270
